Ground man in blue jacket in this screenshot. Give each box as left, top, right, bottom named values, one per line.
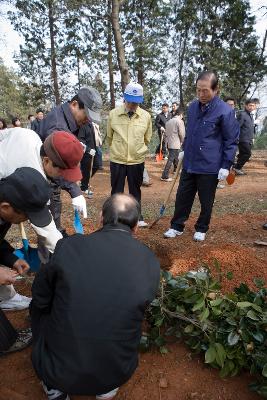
left=164, top=71, right=239, bottom=241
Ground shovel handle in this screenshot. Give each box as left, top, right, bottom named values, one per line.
left=159, top=131, right=164, bottom=153
left=19, top=222, right=27, bottom=240
left=149, top=154, right=183, bottom=229
left=89, top=155, right=95, bottom=186
left=163, top=156, right=183, bottom=207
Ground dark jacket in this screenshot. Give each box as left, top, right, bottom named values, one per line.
left=39, top=102, right=79, bottom=142
left=155, top=111, right=171, bottom=134
left=237, top=110, right=254, bottom=143
left=0, top=221, right=18, bottom=267
left=183, top=96, right=239, bottom=174
left=31, top=119, right=42, bottom=137
left=78, top=122, right=96, bottom=153
left=39, top=102, right=81, bottom=198
left=31, top=224, right=160, bottom=395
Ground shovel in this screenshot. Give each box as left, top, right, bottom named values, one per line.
left=88, top=154, right=95, bottom=196
left=73, top=209, right=84, bottom=234
left=14, top=223, right=40, bottom=272
left=150, top=153, right=184, bottom=229
left=156, top=132, right=164, bottom=162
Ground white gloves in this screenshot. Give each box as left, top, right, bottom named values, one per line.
left=178, top=151, right=184, bottom=161
left=32, top=218, right=62, bottom=253
left=218, top=168, right=229, bottom=181
left=72, top=195, right=88, bottom=218
left=160, top=127, right=165, bottom=133
left=89, top=148, right=96, bottom=157
left=80, top=142, right=87, bottom=153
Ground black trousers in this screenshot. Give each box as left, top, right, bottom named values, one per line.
left=110, top=161, right=144, bottom=219
left=162, top=149, right=179, bottom=179
left=49, top=182, right=62, bottom=231
left=80, top=153, right=92, bottom=191
left=0, top=309, right=17, bottom=352
left=235, top=142, right=252, bottom=170
left=171, top=169, right=218, bottom=233
left=80, top=153, right=99, bottom=192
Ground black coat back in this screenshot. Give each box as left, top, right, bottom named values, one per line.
left=31, top=224, right=160, bottom=395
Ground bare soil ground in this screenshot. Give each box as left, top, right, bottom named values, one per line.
left=0, top=150, right=266, bottom=400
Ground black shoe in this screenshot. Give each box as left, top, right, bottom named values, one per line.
left=263, top=223, right=267, bottom=230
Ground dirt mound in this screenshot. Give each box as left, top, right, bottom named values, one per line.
left=137, top=214, right=267, bottom=293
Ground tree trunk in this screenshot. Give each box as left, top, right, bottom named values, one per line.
left=77, top=54, right=80, bottom=90
left=137, top=5, right=144, bottom=87
left=240, top=29, right=267, bottom=101
left=48, top=0, right=61, bottom=105
left=178, top=29, right=188, bottom=109
left=108, top=0, right=115, bottom=108
left=111, top=0, right=130, bottom=91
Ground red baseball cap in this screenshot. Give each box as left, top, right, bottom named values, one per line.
left=43, top=131, right=83, bottom=182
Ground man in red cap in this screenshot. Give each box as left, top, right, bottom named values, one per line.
left=0, top=128, right=84, bottom=310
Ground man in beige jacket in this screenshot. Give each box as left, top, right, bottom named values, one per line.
left=107, top=82, right=152, bottom=227
left=161, top=110, right=185, bottom=182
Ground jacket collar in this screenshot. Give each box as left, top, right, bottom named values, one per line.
left=118, top=105, right=142, bottom=118
left=198, top=95, right=219, bottom=115
left=62, top=102, right=79, bottom=133
left=101, top=223, right=132, bottom=234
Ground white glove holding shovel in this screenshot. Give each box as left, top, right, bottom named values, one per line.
left=178, top=151, right=184, bottom=161
left=72, top=195, right=88, bottom=218
left=218, top=168, right=229, bottom=181
left=89, top=149, right=96, bottom=157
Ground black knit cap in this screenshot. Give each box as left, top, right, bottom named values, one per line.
left=0, top=167, right=52, bottom=227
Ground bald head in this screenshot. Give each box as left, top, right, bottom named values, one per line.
left=102, top=194, right=140, bottom=229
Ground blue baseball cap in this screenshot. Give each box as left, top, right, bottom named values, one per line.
left=123, top=82, right=144, bottom=104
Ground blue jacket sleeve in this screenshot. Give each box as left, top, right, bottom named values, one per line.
left=52, top=177, right=81, bottom=198
left=39, top=110, right=70, bottom=142
left=220, top=110, right=240, bottom=169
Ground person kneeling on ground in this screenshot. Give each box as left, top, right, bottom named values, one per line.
left=0, top=129, right=85, bottom=310
left=31, top=193, right=160, bottom=400
left=0, top=167, right=55, bottom=353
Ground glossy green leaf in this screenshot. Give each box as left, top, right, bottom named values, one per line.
left=205, top=345, right=216, bottom=364
left=200, top=307, right=209, bottom=322
left=237, top=302, right=253, bottom=308
left=246, top=310, right=260, bottom=321
left=210, top=298, right=223, bottom=307
left=262, top=364, right=267, bottom=378
left=227, top=331, right=240, bottom=346
left=215, top=343, right=226, bottom=367
left=192, top=298, right=205, bottom=311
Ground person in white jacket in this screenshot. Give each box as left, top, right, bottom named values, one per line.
left=0, top=128, right=84, bottom=310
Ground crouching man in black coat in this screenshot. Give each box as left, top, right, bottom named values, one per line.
left=31, top=193, right=160, bottom=400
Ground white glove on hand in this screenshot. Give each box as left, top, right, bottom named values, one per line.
left=218, top=168, right=229, bottom=181
left=72, top=195, right=88, bottom=218
left=178, top=151, right=184, bottom=161
left=80, top=142, right=87, bottom=153
left=160, top=126, right=165, bottom=133
left=89, top=149, right=96, bottom=157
